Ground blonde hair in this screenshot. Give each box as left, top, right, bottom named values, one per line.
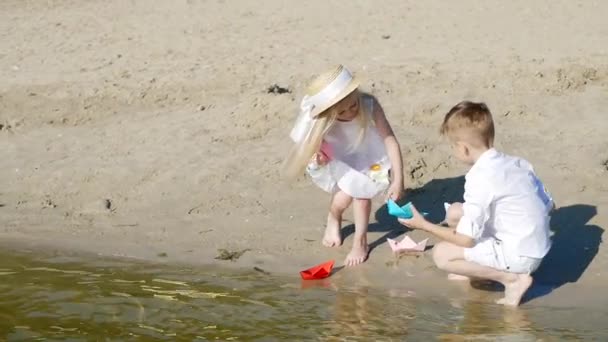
left=440, top=101, right=495, bottom=148
left=283, top=91, right=370, bottom=180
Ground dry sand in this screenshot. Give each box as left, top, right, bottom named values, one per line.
left=1, top=0, right=607, bottom=307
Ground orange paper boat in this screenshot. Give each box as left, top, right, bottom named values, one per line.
left=300, top=260, right=335, bottom=280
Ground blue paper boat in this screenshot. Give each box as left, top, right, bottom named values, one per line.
left=387, top=200, right=427, bottom=219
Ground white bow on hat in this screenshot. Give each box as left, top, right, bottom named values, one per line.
left=289, top=67, right=356, bottom=143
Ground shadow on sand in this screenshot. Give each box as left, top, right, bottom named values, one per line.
left=342, top=176, right=466, bottom=252
left=341, top=175, right=604, bottom=303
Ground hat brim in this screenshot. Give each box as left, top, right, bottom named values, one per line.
left=309, top=77, right=360, bottom=118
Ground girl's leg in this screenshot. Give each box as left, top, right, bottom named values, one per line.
left=323, top=190, right=353, bottom=247
left=345, top=198, right=371, bottom=266
left=433, top=242, right=533, bottom=306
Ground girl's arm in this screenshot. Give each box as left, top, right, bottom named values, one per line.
left=371, top=97, right=405, bottom=198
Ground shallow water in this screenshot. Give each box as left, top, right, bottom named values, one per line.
left=0, top=249, right=606, bottom=341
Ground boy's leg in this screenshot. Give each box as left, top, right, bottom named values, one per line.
left=443, top=203, right=469, bottom=280
left=433, top=242, right=533, bottom=306
left=323, top=190, right=353, bottom=247
left=445, top=202, right=463, bottom=228
left=345, top=198, right=371, bottom=266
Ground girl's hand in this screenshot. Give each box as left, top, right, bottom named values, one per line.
left=311, top=151, right=329, bottom=166
left=398, top=204, right=428, bottom=230
left=385, top=181, right=404, bottom=201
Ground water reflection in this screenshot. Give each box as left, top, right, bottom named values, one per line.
left=0, top=250, right=606, bottom=340
left=438, top=299, right=537, bottom=341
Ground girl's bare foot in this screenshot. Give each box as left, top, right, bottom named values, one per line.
left=345, top=236, right=369, bottom=266
left=322, top=213, right=342, bottom=247
left=496, top=273, right=533, bottom=306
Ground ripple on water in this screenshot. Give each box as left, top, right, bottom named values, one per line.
left=0, top=249, right=607, bottom=340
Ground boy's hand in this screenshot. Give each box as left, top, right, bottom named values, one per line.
left=386, top=181, right=403, bottom=201
left=398, top=204, right=428, bottom=230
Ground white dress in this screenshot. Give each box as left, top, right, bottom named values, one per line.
left=306, top=97, right=391, bottom=199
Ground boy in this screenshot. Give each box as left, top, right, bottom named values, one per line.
left=399, top=101, right=553, bottom=306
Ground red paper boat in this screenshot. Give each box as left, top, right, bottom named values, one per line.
left=300, top=260, right=335, bottom=280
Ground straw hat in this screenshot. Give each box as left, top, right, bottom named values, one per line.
left=302, top=65, right=360, bottom=118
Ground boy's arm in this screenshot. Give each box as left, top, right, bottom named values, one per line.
left=455, top=176, right=493, bottom=240
left=401, top=175, right=493, bottom=247
left=419, top=221, right=475, bottom=248
left=371, top=97, right=404, bottom=199
left=399, top=207, right=475, bottom=248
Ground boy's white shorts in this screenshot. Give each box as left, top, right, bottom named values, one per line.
left=464, top=238, right=543, bottom=274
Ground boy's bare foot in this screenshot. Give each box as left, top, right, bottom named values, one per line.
left=345, top=238, right=369, bottom=266
left=322, top=214, right=342, bottom=247
left=496, top=274, right=533, bottom=306
left=448, top=273, right=470, bottom=281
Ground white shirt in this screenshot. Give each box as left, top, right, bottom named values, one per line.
left=323, top=96, right=389, bottom=172
left=456, top=149, right=553, bottom=258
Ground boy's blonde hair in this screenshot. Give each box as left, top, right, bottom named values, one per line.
left=440, top=101, right=495, bottom=148
left=283, top=90, right=369, bottom=180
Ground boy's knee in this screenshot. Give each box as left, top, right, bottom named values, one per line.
left=446, top=202, right=464, bottom=227
left=432, top=241, right=466, bottom=270
left=432, top=242, right=451, bottom=270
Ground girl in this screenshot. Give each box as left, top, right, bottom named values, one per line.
left=284, top=65, right=405, bottom=266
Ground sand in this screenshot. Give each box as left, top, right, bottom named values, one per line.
left=1, top=0, right=607, bottom=308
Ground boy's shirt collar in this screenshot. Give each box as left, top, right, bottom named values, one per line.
left=467, top=148, right=498, bottom=177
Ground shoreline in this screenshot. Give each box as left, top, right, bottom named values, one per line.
left=1, top=213, right=606, bottom=311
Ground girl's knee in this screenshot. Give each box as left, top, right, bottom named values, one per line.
left=353, top=198, right=371, bottom=207
left=353, top=198, right=372, bottom=211
left=351, top=198, right=371, bottom=217
left=331, top=192, right=352, bottom=213
left=331, top=201, right=349, bottom=213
